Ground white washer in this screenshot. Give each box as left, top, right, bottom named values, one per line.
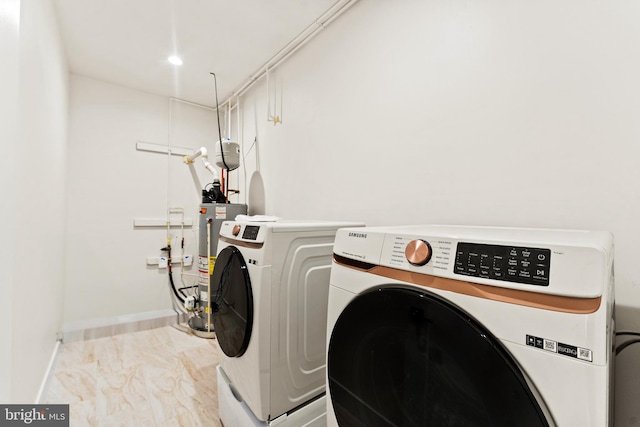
left=213, top=220, right=364, bottom=426
left=326, top=225, right=614, bottom=427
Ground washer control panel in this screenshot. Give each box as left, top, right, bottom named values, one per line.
left=454, top=242, right=551, bottom=286
left=383, top=235, right=454, bottom=273
left=219, top=222, right=266, bottom=244
left=405, top=240, right=432, bottom=266
left=338, top=225, right=611, bottom=297
left=242, top=225, right=260, bottom=241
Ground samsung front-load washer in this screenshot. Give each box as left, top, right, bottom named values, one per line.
left=212, top=219, right=364, bottom=426
left=326, top=225, right=615, bottom=427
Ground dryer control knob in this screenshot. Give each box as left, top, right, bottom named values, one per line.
left=405, top=240, right=432, bottom=266
left=232, top=224, right=241, bottom=236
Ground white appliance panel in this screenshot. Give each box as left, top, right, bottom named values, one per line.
left=326, top=225, right=614, bottom=427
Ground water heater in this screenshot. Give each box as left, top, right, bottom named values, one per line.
left=189, top=202, right=247, bottom=337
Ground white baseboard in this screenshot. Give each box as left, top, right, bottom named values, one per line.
left=35, top=340, right=61, bottom=404
left=61, top=309, right=188, bottom=343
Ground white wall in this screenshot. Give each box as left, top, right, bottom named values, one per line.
left=0, top=0, right=69, bottom=402
left=63, top=75, right=219, bottom=327
left=47, top=0, right=640, bottom=421
left=0, top=0, right=21, bottom=403
left=234, top=0, right=640, bottom=424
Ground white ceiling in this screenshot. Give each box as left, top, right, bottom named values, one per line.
left=53, top=0, right=338, bottom=107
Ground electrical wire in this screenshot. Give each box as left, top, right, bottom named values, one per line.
left=615, top=331, right=640, bottom=355
left=616, top=331, right=640, bottom=337
left=210, top=72, right=230, bottom=172
left=165, top=243, right=187, bottom=303
left=244, top=136, right=257, bottom=159
left=616, top=339, right=640, bottom=355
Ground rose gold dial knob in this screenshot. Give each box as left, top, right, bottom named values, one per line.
left=232, top=224, right=241, bottom=236
left=405, top=239, right=432, bottom=266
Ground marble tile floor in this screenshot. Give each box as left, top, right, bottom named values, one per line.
left=44, top=324, right=222, bottom=427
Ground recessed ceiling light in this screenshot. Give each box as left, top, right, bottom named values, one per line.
left=168, top=56, right=183, bottom=66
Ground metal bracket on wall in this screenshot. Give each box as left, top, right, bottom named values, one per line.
left=136, top=140, right=193, bottom=156
left=133, top=218, right=193, bottom=227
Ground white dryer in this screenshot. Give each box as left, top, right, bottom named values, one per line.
left=326, top=225, right=615, bottom=427
left=212, top=219, right=364, bottom=426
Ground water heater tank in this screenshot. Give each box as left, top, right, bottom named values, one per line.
left=191, top=202, right=247, bottom=338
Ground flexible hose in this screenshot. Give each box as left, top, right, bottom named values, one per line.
left=164, top=243, right=186, bottom=303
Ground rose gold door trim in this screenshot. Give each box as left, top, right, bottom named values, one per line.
left=333, top=255, right=601, bottom=314
left=219, top=236, right=264, bottom=249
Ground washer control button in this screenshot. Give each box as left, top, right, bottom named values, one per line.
left=405, top=240, right=432, bottom=266
left=232, top=224, right=241, bottom=236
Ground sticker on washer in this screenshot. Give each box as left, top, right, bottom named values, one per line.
left=526, top=334, right=592, bottom=362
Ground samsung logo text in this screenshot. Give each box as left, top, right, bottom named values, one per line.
left=348, top=232, right=367, bottom=238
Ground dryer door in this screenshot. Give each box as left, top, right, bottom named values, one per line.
left=211, top=246, right=253, bottom=357
left=328, top=287, right=553, bottom=427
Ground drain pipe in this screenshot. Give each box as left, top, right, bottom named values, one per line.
left=184, top=147, right=219, bottom=179
left=220, top=0, right=359, bottom=106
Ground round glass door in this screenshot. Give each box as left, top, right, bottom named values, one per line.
left=211, top=246, right=253, bottom=357
left=328, top=287, right=552, bottom=427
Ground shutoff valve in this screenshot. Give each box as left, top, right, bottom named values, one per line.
left=184, top=295, right=198, bottom=311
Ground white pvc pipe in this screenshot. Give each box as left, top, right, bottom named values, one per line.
left=167, top=99, right=173, bottom=218
left=227, top=103, right=231, bottom=139
left=239, top=96, right=246, bottom=204
left=201, top=156, right=218, bottom=178
left=168, top=1, right=358, bottom=115
left=170, top=97, right=217, bottom=112
left=185, top=147, right=205, bottom=162
left=266, top=69, right=272, bottom=121
left=218, top=0, right=359, bottom=109
left=184, top=147, right=219, bottom=180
